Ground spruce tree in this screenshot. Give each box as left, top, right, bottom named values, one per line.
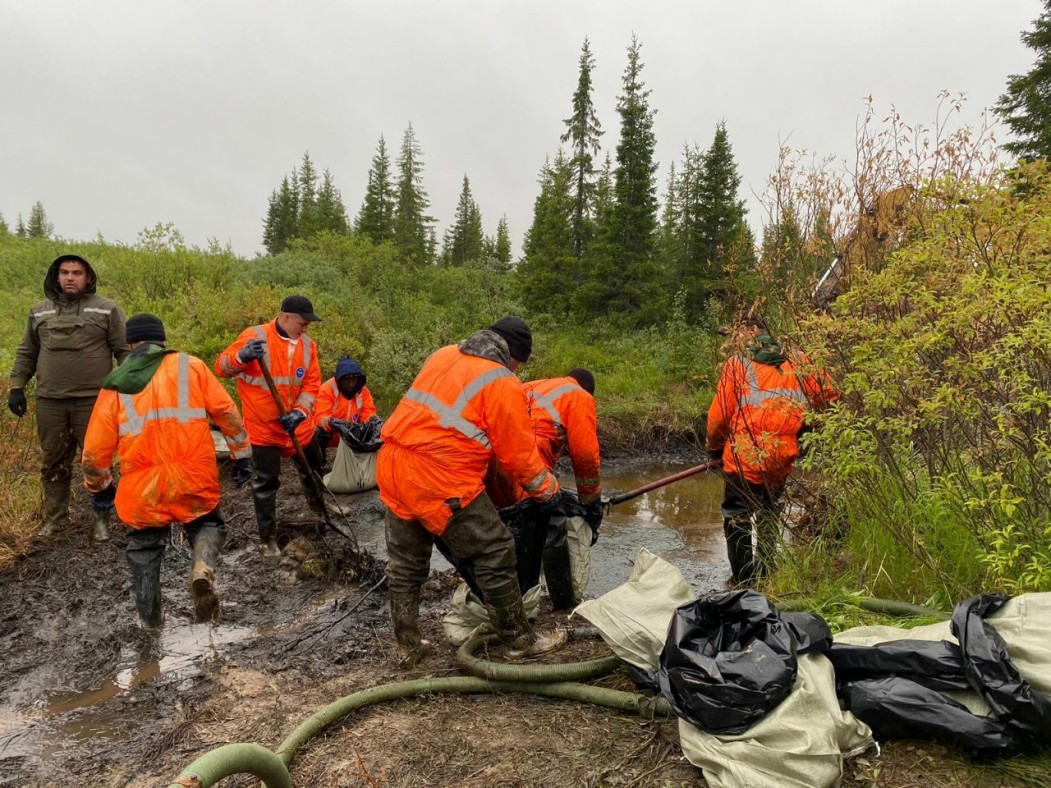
left=600, top=36, right=661, bottom=323
left=296, top=152, right=322, bottom=238
left=394, top=123, right=434, bottom=264
left=0, top=212, right=8, bottom=235
left=442, top=175, right=485, bottom=266
left=15, top=214, right=27, bottom=238
left=262, top=174, right=299, bottom=255
left=997, top=0, right=1051, bottom=161
left=517, top=153, right=576, bottom=314
left=561, top=37, right=604, bottom=260
left=315, top=169, right=350, bottom=235
left=494, top=215, right=512, bottom=268
left=26, top=201, right=54, bottom=239
left=689, top=122, right=752, bottom=310
left=355, top=135, right=396, bottom=244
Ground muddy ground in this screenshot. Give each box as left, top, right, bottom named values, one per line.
left=0, top=456, right=1038, bottom=787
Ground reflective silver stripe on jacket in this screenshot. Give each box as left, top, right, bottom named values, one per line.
left=32, top=310, right=57, bottom=319
left=403, top=366, right=513, bottom=448
left=295, top=391, right=316, bottom=412
left=528, top=383, right=579, bottom=429
left=118, top=353, right=207, bottom=436
left=82, top=307, right=112, bottom=315
left=524, top=469, right=553, bottom=493
left=738, top=358, right=808, bottom=408
left=354, top=394, right=363, bottom=409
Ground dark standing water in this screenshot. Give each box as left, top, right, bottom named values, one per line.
left=585, top=461, right=730, bottom=597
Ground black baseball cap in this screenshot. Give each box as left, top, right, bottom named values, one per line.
left=280, top=294, right=322, bottom=322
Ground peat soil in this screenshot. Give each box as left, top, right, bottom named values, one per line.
left=0, top=455, right=1034, bottom=787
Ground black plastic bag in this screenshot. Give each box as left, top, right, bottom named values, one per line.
left=951, top=593, right=1051, bottom=741
left=829, top=640, right=969, bottom=692
left=333, top=416, right=384, bottom=453
left=657, top=590, right=829, bottom=734
left=434, top=499, right=550, bottom=603
left=843, top=678, right=1018, bottom=756
left=836, top=593, right=1051, bottom=754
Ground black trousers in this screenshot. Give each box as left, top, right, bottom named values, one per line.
left=721, top=474, right=783, bottom=585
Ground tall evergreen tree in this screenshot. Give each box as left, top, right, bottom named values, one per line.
left=442, top=175, right=485, bottom=266
left=494, top=215, right=512, bottom=268
left=394, top=123, right=434, bottom=264
left=15, top=214, right=27, bottom=238
left=296, top=152, right=322, bottom=238
left=262, top=174, right=299, bottom=255
left=691, top=121, right=752, bottom=303
left=0, top=212, right=8, bottom=235
left=315, top=169, right=350, bottom=235
left=355, top=135, right=396, bottom=244
left=594, top=36, right=661, bottom=323
left=26, top=201, right=54, bottom=239
left=518, top=153, right=576, bottom=314
left=997, top=0, right=1051, bottom=161
left=561, top=37, right=604, bottom=260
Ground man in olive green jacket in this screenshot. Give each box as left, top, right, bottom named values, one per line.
left=8, top=254, right=129, bottom=540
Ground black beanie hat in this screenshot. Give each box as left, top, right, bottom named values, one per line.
left=489, top=316, right=532, bottom=362
left=566, top=368, right=596, bottom=395
left=125, top=313, right=166, bottom=344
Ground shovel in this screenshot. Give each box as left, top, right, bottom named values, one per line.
left=255, top=354, right=359, bottom=548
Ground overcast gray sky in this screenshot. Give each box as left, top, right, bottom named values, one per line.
left=0, top=1, right=1042, bottom=258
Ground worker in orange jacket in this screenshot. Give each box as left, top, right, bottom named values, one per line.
left=484, top=368, right=603, bottom=608
left=313, top=356, right=378, bottom=451
left=81, top=314, right=252, bottom=629
left=377, top=317, right=565, bottom=666
left=215, top=295, right=323, bottom=557
left=705, top=314, right=838, bottom=585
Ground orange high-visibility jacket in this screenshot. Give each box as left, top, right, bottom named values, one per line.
left=215, top=320, right=320, bottom=451
left=82, top=352, right=251, bottom=529
left=377, top=344, right=560, bottom=536
left=706, top=352, right=837, bottom=487
left=314, top=378, right=377, bottom=431
left=486, top=377, right=601, bottom=508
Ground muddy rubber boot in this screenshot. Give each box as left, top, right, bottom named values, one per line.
left=389, top=590, right=431, bottom=668
left=486, top=586, right=567, bottom=660
left=128, top=548, right=164, bottom=630
left=254, top=489, right=281, bottom=558
left=724, top=517, right=755, bottom=586
left=91, top=507, right=111, bottom=543
left=37, top=481, right=70, bottom=538
left=189, top=527, right=223, bottom=623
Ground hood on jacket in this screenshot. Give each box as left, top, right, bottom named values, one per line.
left=44, top=254, right=98, bottom=301
left=335, top=356, right=367, bottom=397
left=458, top=329, right=512, bottom=368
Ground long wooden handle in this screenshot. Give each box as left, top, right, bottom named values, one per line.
left=606, top=462, right=717, bottom=506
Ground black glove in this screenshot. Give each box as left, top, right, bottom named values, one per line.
left=583, top=500, right=603, bottom=545
left=537, top=490, right=565, bottom=513
left=278, top=408, right=307, bottom=434
left=703, top=446, right=724, bottom=470
left=91, top=483, right=117, bottom=511
left=232, top=457, right=253, bottom=488
left=7, top=389, right=27, bottom=417
left=237, top=338, right=266, bottom=364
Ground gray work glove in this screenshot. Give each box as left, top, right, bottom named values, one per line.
left=279, top=409, right=307, bottom=434
left=237, top=338, right=266, bottom=364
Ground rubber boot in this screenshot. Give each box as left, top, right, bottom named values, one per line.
left=128, top=545, right=164, bottom=630
left=389, top=589, right=431, bottom=668
left=724, top=517, right=755, bottom=586
left=189, top=528, right=222, bottom=623
left=91, top=507, right=111, bottom=543
left=486, top=585, right=566, bottom=659
left=254, top=489, right=281, bottom=557
left=37, top=480, right=70, bottom=538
